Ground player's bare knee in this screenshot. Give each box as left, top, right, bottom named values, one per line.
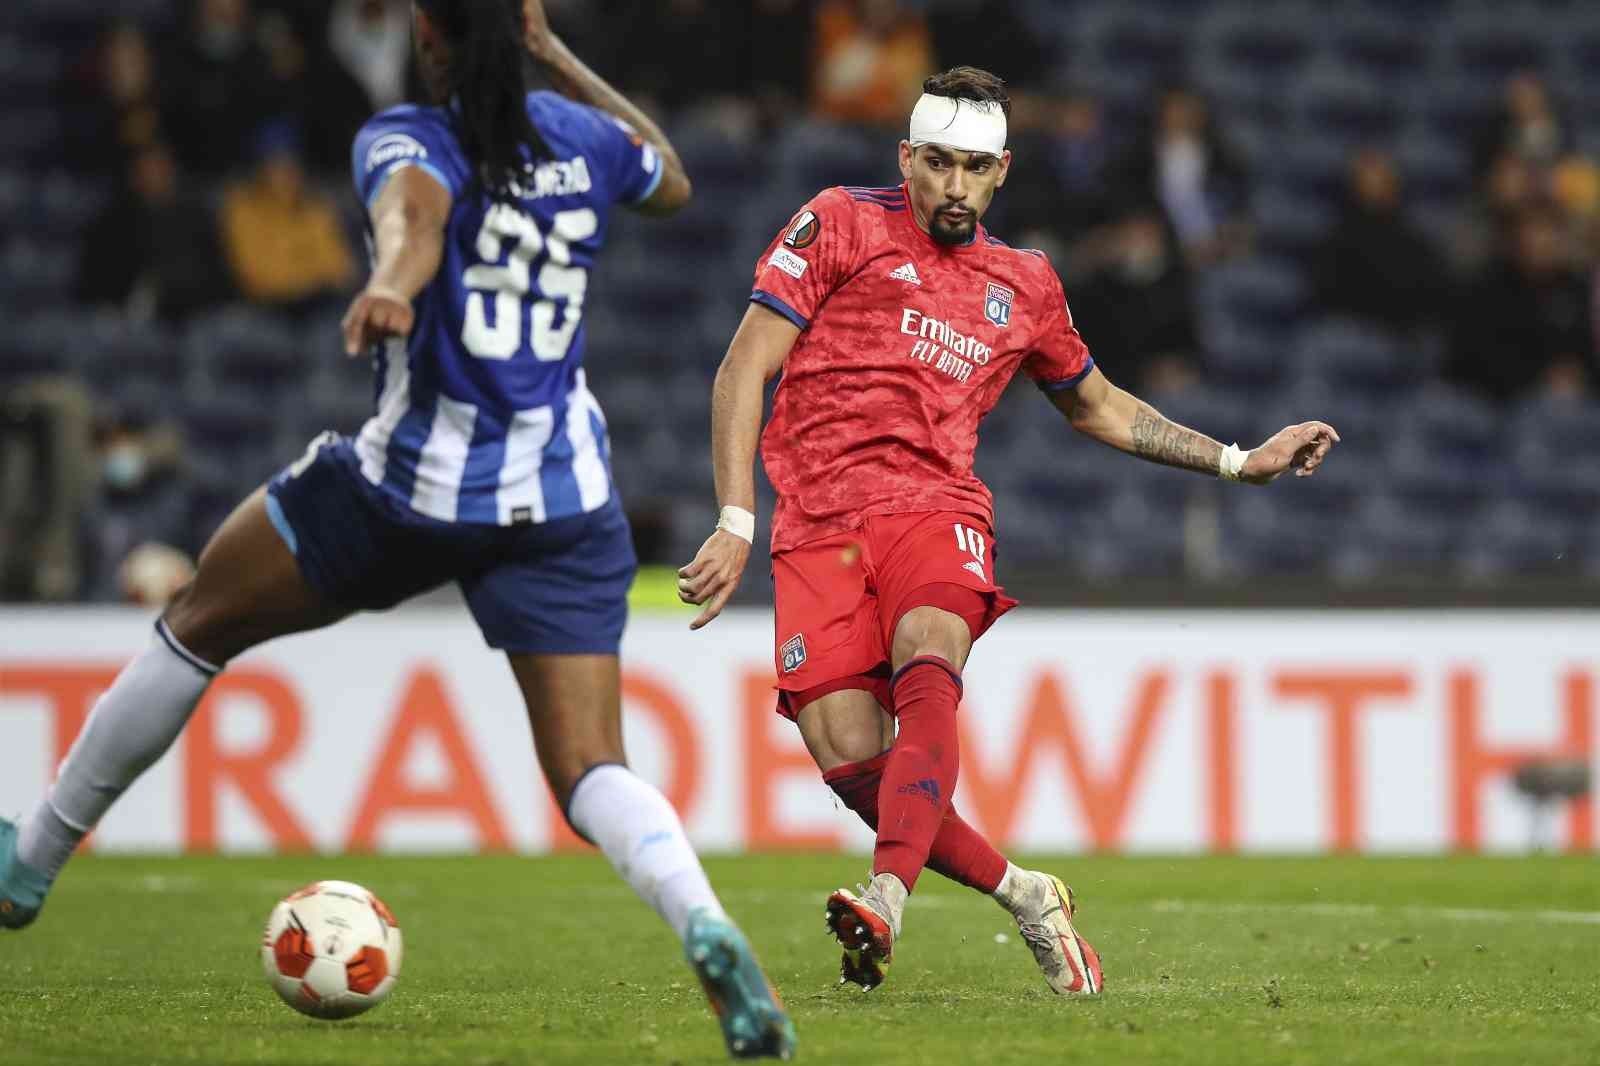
left=798, top=691, right=889, bottom=770
left=891, top=605, right=970, bottom=671
left=161, top=582, right=223, bottom=661
left=548, top=751, right=627, bottom=808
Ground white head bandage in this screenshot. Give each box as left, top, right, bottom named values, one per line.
left=908, top=93, right=1008, bottom=157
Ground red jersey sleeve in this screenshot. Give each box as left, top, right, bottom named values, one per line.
left=1023, top=266, right=1097, bottom=392
left=749, top=187, right=861, bottom=330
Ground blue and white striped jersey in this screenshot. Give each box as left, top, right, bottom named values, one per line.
left=349, top=91, right=662, bottom=525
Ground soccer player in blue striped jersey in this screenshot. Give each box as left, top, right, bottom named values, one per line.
left=0, top=2, right=794, bottom=1057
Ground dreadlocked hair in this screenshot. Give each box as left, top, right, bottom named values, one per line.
left=416, top=0, right=548, bottom=197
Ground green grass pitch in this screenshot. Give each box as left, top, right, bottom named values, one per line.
left=2, top=853, right=1597, bottom=1065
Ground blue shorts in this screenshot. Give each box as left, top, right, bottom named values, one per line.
left=265, top=435, right=636, bottom=654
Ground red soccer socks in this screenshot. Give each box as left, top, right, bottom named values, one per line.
left=824, top=749, right=1005, bottom=894
left=870, top=656, right=965, bottom=892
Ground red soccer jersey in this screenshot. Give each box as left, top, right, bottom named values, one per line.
left=751, top=183, right=1096, bottom=553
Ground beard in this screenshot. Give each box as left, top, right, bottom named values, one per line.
left=929, top=210, right=977, bottom=245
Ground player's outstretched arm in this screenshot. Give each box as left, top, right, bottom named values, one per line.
left=1051, top=367, right=1339, bottom=484
left=521, top=0, right=690, bottom=216
left=342, top=167, right=452, bottom=356
left=678, top=305, right=801, bottom=629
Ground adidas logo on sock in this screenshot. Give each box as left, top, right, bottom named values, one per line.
left=896, top=778, right=941, bottom=805
left=889, top=261, right=921, bottom=285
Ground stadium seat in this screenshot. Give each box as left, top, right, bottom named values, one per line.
left=1141, top=384, right=1267, bottom=447
left=1192, top=5, right=1315, bottom=92
left=1219, top=489, right=1344, bottom=576
left=1196, top=256, right=1309, bottom=335
left=1393, top=133, right=1471, bottom=210
left=1264, top=137, right=1347, bottom=203
left=0, top=236, right=78, bottom=306
left=1331, top=494, right=1459, bottom=582
left=1407, top=383, right=1502, bottom=459
left=182, top=396, right=283, bottom=488
left=1330, top=13, right=1431, bottom=89
left=1457, top=499, right=1577, bottom=580
left=1251, top=183, right=1334, bottom=256
left=1508, top=394, right=1600, bottom=459
left=77, top=310, right=183, bottom=390
left=1288, top=65, right=1402, bottom=147
left=1387, top=431, right=1497, bottom=520
left=1288, top=316, right=1417, bottom=396
left=0, top=107, right=63, bottom=164
left=0, top=309, right=89, bottom=383
left=1507, top=436, right=1600, bottom=522
left=186, top=307, right=308, bottom=399
left=0, top=35, right=60, bottom=104
left=1199, top=317, right=1288, bottom=388
left=1445, top=10, right=1552, bottom=83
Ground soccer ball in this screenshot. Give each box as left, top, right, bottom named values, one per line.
left=261, top=880, right=403, bottom=1020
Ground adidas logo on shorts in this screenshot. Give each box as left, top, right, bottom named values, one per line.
left=889, top=261, right=921, bottom=285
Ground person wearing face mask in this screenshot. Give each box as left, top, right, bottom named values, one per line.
left=82, top=414, right=198, bottom=605
left=160, top=0, right=283, bottom=175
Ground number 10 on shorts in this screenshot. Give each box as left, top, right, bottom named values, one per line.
left=953, top=523, right=985, bottom=563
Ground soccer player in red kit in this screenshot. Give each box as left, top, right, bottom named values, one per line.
left=679, top=67, right=1338, bottom=995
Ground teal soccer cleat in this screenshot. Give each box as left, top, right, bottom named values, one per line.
left=685, top=909, right=797, bottom=1060
left=0, top=817, right=51, bottom=930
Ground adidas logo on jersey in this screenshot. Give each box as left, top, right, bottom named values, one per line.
left=963, top=559, right=987, bottom=582
left=889, top=261, right=921, bottom=285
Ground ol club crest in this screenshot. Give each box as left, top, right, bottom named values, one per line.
left=984, top=282, right=1013, bottom=328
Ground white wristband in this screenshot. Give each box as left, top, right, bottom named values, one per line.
left=1218, top=443, right=1250, bottom=482
left=716, top=505, right=755, bottom=543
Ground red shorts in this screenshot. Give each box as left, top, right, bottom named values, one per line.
left=771, top=510, right=1019, bottom=720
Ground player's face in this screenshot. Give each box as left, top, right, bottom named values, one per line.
left=899, top=143, right=1011, bottom=246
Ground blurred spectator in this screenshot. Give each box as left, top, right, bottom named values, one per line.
left=748, top=0, right=817, bottom=131
left=80, top=411, right=197, bottom=604
left=611, top=0, right=751, bottom=117
left=254, top=4, right=377, bottom=176
left=78, top=143, right=235, bottom=321
left=924, top=0, right=1046, bottom=92
left=813, top=0, right=933, bottom=127
left=1472, top=74, right=1571, bottom=180
left=0, top=380, right=96, bottom=603
left=327, top=0, right=411, bottom=112
left=220, top=122, right=356, bottom=309
left=1067, top=206, right=1199, bottom=394
left=1453, top=150, right=1539, bottom=274
left=997, top=87, right=1115, bottom=249
left=1114, top=85, right=1252, bottom=267
left=63, top=23, right=165, bottom=173
left=1448, top=204, right=1596, bottom=401
left=161, top=0, right=283, bottom=175
left=1312, top=150, right=1446, bottom=333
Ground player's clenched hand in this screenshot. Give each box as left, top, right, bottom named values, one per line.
left=1242, top=421, right=1341, bottom=484
left=342, top=286, right=414, bottom=357
left=678, top=530, right=751, bottom=631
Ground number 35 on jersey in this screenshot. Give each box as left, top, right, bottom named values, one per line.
left=462, top=205, right=597, bottom=362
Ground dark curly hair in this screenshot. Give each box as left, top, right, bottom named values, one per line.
left=921, top=66, right=1011, bottom=118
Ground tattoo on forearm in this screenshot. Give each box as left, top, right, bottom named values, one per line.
left=1130, top=405, right=1223, bottom=474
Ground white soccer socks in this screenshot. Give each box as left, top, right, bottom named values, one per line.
left=17, top=620, right=217, bottom=880
left=565, top=763, right=726, bottom=940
